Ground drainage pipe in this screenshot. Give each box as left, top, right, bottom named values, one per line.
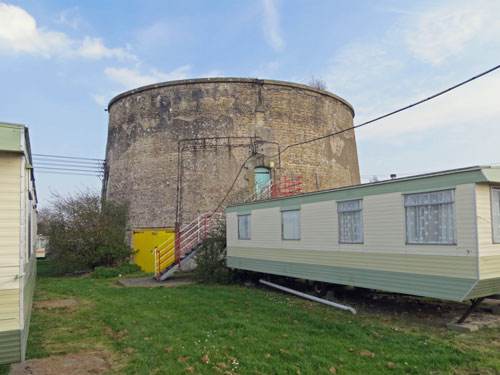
left=259, top=279, right=357, bottom=315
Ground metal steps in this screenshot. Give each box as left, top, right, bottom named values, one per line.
left=154, top=212, right=224, bottom=281
left=159, top=245, right=200, bottom=281
left=159, top=264, right=179, bottom=281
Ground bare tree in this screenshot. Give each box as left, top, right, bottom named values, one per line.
left=307, top=76, right=328, bottom=90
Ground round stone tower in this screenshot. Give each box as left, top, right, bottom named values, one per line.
left=103, top=78, right=360, bottom=238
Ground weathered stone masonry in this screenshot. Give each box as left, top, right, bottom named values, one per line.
left=103, top=78, right=360, bottom=240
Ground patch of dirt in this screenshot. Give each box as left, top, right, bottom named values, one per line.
left=64, top=270, right=91, bottom=278
left=9, top=351, right=111, bottom=375
left=117, top=276, right=195, bottom=288
left=103, top=327, right=128, bottom=340
left=262, top=277, right=500, bottom=329
left=332, top=289, right=500, bottom=329
left=33, top=298, right=78, bottom=310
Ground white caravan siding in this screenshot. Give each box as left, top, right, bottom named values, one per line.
left=0, top=153, right=21, bottom=332
left=476, top=183, right=500, bottom=279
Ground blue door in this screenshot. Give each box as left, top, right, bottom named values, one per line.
left=254, top=167, right=271, bottom=195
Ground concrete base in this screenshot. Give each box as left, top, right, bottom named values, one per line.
left=446, top=322, right=479, bottom=333
left=118, top=277, right=195, bottom=288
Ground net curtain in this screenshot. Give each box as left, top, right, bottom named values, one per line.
left=405, top=190, right=456, bottom=244
left=282, top=210, right=300, bottom=240
left=338, top=200, right=363, bottom=243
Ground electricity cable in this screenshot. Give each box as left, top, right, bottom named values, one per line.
left=36, top=167, right=103, bottom=173
left=33, top=153, right=104, bottom=162
left=33, top=159, right=103, bottom=167
left=210, top=63, right=500, bottom=214
left=32, top=153, right=105, bottom=177
left=270, top=63, right=500, bottom=157
left=35, top=162, right=103, bottom=169
left=209, top=153, right=255, bottom=216
left=36, top=171, right=101, bottom=177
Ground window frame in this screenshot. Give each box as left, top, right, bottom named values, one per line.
left=27, top=203, right=32, bottom=259
left=491, top=186, right=500, bottom=244
left=337, top=199, right=364, bottom=244
left=281, top=209, right=301, bottom=240
left=404, top=189, right=457, bottom=245
left=237, top=214, right=251, bottom=240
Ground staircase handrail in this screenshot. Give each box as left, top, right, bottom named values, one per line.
left=245, top=180, right=273, bottom=202
left=178, top=216, right=224, bottom=258
left=155, top=212, right=225, bottom=277
left=154, top=235, right=176, bottom=275
left=176, top=213, right=225, bottom=268
left=177, top=214, right=223, bottom=249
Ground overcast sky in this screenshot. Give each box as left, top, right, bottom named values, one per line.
left=1, top=0, right=499, bottom=207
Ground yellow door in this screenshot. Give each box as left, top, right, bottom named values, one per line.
left=133, top=230, right=173, bottom=272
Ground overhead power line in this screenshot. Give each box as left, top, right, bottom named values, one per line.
left=36, top=167, right=102, bottom=173
left=210, top=153, right=254, bottom=216
left=35, top=162, right=104, bottom=170
left=32, top=153, right=105, bottom=177
left=33, top=158, right=103, bottom=166
left=33, top=153, right=104, bottom=162
left=209, top=63, right=500, bottom=215
left=36, top=170, right=101, bottom=177
left=272, top=63, right=500, bottom=157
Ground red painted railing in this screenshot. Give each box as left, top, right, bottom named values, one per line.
left=271, top=175, right=303, bottom=198
left=250, top=175, right=303, bottom=201
left=155, top=213, right=224, bottom=276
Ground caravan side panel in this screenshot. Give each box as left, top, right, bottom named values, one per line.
left=227, top=184, right=478, bottom=301
left=476, top=183, right=500, bottom=274
left=20, top=255, right=36, bottom=361
left=0, top=152, right=21, bottom=364
left=464, top=183, right=500, bottom=299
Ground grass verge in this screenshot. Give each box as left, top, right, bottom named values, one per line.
left=20, top=260, right=500, bottom=374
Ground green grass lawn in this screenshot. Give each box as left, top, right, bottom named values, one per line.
left=2, top=260, right=500, bottom=375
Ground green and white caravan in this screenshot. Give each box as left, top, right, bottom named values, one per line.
left=226, top=166, right=500, bottom=302
left=0, top=122, right=37, bottom=365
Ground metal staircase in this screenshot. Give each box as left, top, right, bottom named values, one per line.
left=154, top=213, right=224, bottom=281
left=245, top=175, right=303, bottom=202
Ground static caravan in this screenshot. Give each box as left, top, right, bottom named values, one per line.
left=35, top=235, right=48, bottom=259
left=226, top=166, right=500, bottom=302
left=0, top=122, right=37, bottom=364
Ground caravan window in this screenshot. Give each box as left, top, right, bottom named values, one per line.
left=238, top=214, right=251, bottom=240
left=404, top=190, right=456, bottom=245
left=282, top=209, right=301, bottom=240
left=492, top=188, right=500, bottom=243
left=338, top=200, right=363, bottom=243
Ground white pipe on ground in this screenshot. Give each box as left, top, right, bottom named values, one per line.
left=259, top=279, right=357, bottom=315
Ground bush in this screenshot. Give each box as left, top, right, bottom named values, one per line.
left=91, top=264, right=142, bottom=279
left=39, top=190, right=133, bottom=272
left=194, top=224, right=235, bottom=284
left=91, top=266, right=119, bottom=279
left=116, top=263, right=142, bottom=274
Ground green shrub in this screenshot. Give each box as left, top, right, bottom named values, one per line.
left=91, top=263, right=142, bottom=279
left=194, top=224, right=235, bottom=284
left=91, top=266, right=119, bottom=279
left=39, top=191, right=133, bottom=273
left=116, top=263, right=142, bottom=274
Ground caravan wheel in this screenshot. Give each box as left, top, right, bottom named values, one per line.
left=312, top=281, right=327, bottom=297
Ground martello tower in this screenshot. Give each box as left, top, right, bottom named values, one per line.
left=103, top=78, right=360, bottom=242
